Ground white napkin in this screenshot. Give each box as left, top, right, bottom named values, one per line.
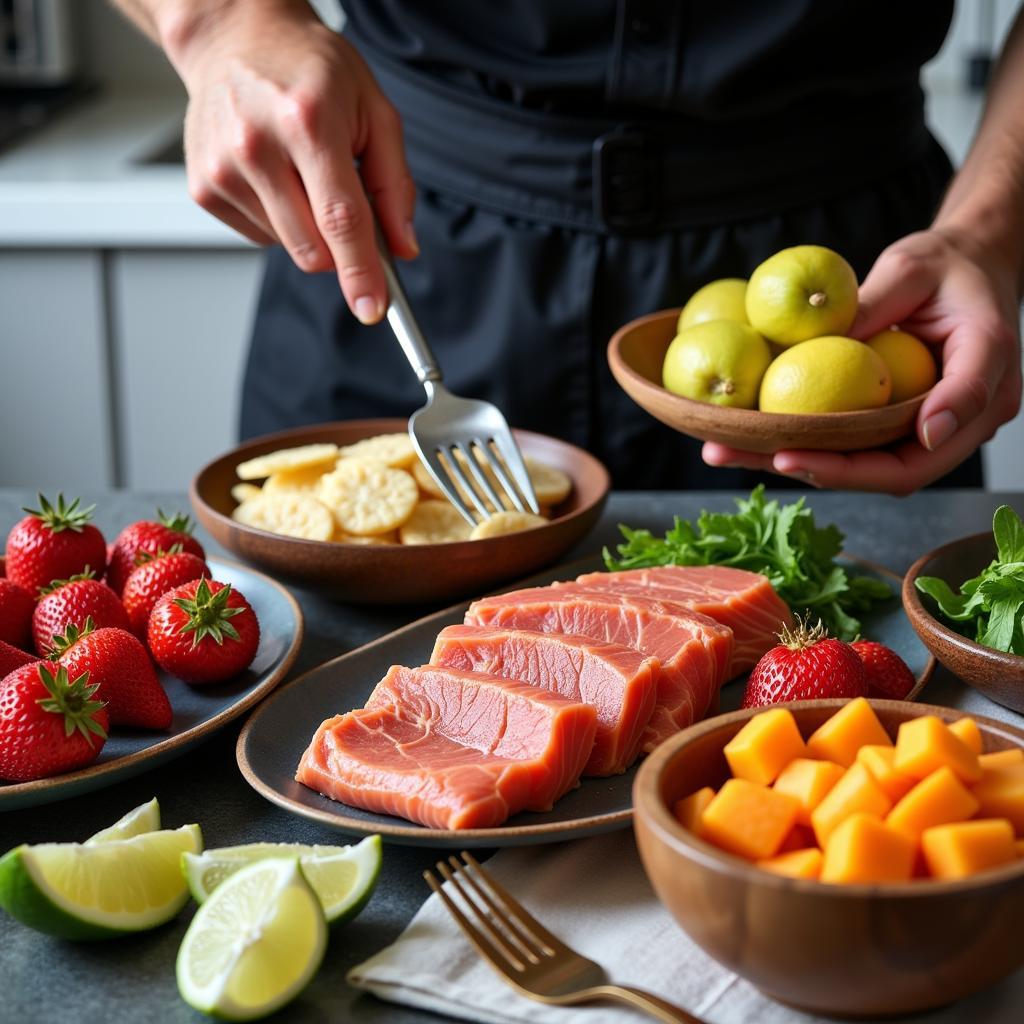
left=347, top=829, right=1023, bottom=1024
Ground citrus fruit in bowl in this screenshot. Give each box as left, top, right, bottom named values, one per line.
left=677, top=278, right=749, bottom=330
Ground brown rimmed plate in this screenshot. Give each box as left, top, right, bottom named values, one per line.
left=236, top=555, right=931, bottom=847
left=608, top=309, right=928, bottom=453
left=0, top=558, right=303, bottom=811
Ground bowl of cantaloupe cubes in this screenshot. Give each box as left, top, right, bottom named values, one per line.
left=633, top=698, right=1024, bottom=1017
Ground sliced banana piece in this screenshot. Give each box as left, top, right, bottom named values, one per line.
left=337, top=433, right=417, bottom=470
left=317, top=461, right=419, bottom=536
left=236, top=443, right=339, bottom=481
left=232, top=492, right=335, bottom=541
left=399, top=501, right=474, bottom=545
left=470, top=510, right=548, bottom=540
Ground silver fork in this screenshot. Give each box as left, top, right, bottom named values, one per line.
left=375, top=226, right=539, bottom=526
left=424, top=852, right=704, bottom=1024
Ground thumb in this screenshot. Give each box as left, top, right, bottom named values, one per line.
left=850, top=246, right=938, bottom=340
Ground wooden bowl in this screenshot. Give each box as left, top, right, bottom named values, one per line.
left=903, top=533, right=1024, bottom=713
left=190, top=419, right=610, bottom=604
left=633, top=700, right=1024, bottom=1018
left=608, top=309, right=927, bottom=453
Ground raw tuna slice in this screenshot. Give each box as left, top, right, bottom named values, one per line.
left=295, top=665, right=597, bottom=830
left=573, top=566, right=792, bottom=677
left=430, top=624, right=658, bottom=775
left=465, top=588, right=731, bottom=751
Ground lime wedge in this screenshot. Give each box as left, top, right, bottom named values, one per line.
left=177, top=858, right=327, bottom=1021
left=182, top=835, right=381, bottom=923
left=86, top=797, right=162, bottom=844
left=0, top=824, right=201, bottom=940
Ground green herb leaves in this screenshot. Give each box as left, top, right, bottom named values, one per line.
left=603, top=485, right=891, bottom=641
left=915, top=505, right=1024, bottom=656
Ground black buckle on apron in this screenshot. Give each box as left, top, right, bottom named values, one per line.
left=592, top=127, right=662, bottom=232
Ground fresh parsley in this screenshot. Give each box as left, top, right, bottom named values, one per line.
left=602, top=485, right=892, bottom=641
left=915, top=505, right=1024, bottom=656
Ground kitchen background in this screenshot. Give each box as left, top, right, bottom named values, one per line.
left=1, top=0, right=1022, bottom=493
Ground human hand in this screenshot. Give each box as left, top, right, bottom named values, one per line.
left=165, top=0, right=416, bottom=323
left=703, top=229, right=1023, bottom=493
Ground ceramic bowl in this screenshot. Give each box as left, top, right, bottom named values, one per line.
left=191, top=418, right=610, bottom=604
left=607, top=309, right=927, bottom=453
left=633, top=699, right=1024, bottom=1018
left=903, top=532, right=1024, bottom=713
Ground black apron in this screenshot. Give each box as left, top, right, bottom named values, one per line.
left=241, top=2, right=981, bottom=490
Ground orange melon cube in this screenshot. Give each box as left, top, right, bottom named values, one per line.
left=773, top=758, right=845, bottom=826
left=723, top=708, right=806, bottom=785
left=1015, top=839, right=1024, bottom=858
left=921, top=819, right=1017, bottom=880
left=673, top=786, right=715, bottom=836
left=972, top=764, right=1024, bottom=833
left=700, top=778, right=800, bottom=860
left=821, top=812, right=916, bottom=884
left=886, top=766, right=979, bottom=840
left=856, top=745, right=917, bottom=802
left=758, top=847, right=823, bottom=880
left=893, top=716, right=981, bottom=784
left=978, top=749, right=1024, bottom=771
left=778, top=824, right=817, bottom=852
left=811, top=762, right=892, bottom=848
left=806, top=697, right=890, bottom=767
left=947, top=717, right=983, bottom=755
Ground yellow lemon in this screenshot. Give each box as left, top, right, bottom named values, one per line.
left=663, top=321, right=772, bottom=409
left=759, top=335, right=892, bottom=414
left=678, top=278, right=748, bottom=331
left=746, top=246, right=859, bottom=347
left=865, top=327, right=938, bottom=403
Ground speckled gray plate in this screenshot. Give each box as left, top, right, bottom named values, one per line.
left=0, top=558, right=303, bottom=811
left=237, top=555, right=933, bottom=847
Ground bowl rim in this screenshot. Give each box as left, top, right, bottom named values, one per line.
left=634, top=697, right=1024, bottom=897
left=608, top=307, right=931, bottom=424
left=189, top=417, right=612, bottom=553
left=901, top=531, right=1024, bottom=667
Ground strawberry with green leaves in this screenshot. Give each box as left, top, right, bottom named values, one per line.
left=107, top=511, right=206, bottom=595
left=148, top=579, right=259, bottom=684
left=0, top=662, right=108, bottom=781
left=0, top=578, right=34, bottom=650
left=5, top=494, right=107, bottom=594
left=121, top=548, right=209, bottom=639
left=32, top=571, right=130, bottom=656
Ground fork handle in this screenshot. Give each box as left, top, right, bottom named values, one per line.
left=586, top=984, right=705, bottom=1024
left=374, top=216, right=441, bottom=386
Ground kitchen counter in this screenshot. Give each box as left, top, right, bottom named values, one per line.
left=1, top=487, right=1023, bottom=1024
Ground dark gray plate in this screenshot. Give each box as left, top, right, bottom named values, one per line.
left=0, top=558, right=303, bottom=811
left=237, top=556, right=934, bottom=848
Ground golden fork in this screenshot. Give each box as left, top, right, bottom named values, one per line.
left=424, top=851, right=704, bottom=1024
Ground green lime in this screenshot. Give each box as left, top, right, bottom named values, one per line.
left=182, top=835, right=381, bottom=924
left=86, top=797, right=162, bottom=845
left=176, top=858, right=327, bottom=1021
left=0, top=824, right=201, bottom=940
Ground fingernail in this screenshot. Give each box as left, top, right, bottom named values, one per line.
left=354, top=296, right=381, bottom=325
left=923, top=410, right=957, bottom=451
left=405, top=220, right=419, bottom=255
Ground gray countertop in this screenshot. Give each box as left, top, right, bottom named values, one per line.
left=1, top=487, right=1020, bottom=1023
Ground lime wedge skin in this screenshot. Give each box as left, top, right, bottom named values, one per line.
left=86, top=797, right=162, bottom=845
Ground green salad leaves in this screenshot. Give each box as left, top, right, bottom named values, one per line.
left=602, top=485, right=892, bottom=641
left=915, top=505, right=1024, bottom=656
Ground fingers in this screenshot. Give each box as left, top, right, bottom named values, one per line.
left=187, top=164, right=277, bottom=246
left=360, top=98, right=418, bottom=259
left=701, top=443, right=776, bottom=474
left=850, top=240, right=939, bottom=340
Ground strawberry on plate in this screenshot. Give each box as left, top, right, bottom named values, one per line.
left=0, top=578, right=34, bottom=649
left=5, top=494, right=107, bottom=594
left=742, top=616, right=867, bottom=708
left=851, top=640, right=917, bottom=700
left=0, top=662, right=108, bottom=781
left=0, top=639, right=37, bottom=678
left=148, top=578, right=259, bottom=685
left=51, top=620, right=172, bottom=730
left=107, top=511, right=206, bottom=595
left=32, top=571, right=131, bottom=656
left=121, top=548, right=209, bottom=639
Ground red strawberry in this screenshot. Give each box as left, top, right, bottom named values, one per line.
left=5, top=494, right=107, bottom=594
left=148, top=578, right=259, bottom=684
left=0, top=639, right=37, bottom=678
left=851, top=640, right=917, bottom=700
left=121, top=549, right=209, bottom=639
left=32, top=571, right=131, bottom=656
left=0, top=578, right=34, bottom=649
left=107, top=511, right=206, bottom=595
left=0, top=662, right=108, bottom=781
left=52, top=620, right=172, bottom=730
left=742, top=617, right=867, bottom=708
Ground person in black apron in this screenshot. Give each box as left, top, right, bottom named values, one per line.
left=116, top=1, right=1024, bottom=492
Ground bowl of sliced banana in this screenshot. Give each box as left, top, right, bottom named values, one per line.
left=190, top=419, right=610, bottom=604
